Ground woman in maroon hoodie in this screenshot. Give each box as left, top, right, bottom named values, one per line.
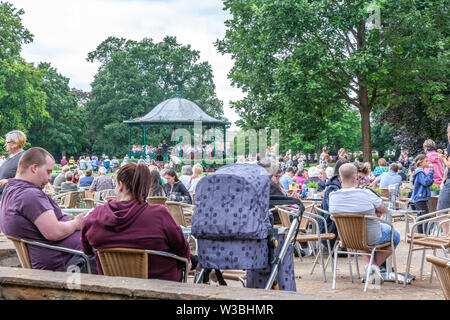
left=81, top=163, right=190, bottom=282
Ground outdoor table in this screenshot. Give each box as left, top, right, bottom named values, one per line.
left=381, top=208, right=422, bottom=284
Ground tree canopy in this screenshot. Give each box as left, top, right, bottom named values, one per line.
left=216, top=0, right=449, bottom=162
left=27, top=63, right=89, bottom=157
left=0, top=2, right=47, bottom=135
left=86, top=36, right=226, bottom=156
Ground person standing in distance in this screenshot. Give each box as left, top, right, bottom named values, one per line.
left=0, top=130, right=27, bottom=201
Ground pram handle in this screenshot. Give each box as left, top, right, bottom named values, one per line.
left=265, top=195, right=305, bottom=290
left=269, top=195, right=304, bottom=207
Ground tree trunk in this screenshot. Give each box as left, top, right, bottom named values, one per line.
left=356, top=20, right=373, bottom=165
left=360, top=105, right=372, bottom=164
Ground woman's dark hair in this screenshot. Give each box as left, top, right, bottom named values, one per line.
left=85, top=169, right=92, bottom=176
left=149, top=170, right=167, bottom=197
left=117, top=163, right=151, bottom=203
left=295, top=168, right=304, bottom=176
left=165, top=169, right=180, bottom=182
left=334, top=158, right=350, bottom=175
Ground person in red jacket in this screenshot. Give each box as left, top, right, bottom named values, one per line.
left=81, top=162, right=191, bottom=282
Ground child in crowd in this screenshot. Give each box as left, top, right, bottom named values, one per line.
left=411, top=154, right=435, bottom=234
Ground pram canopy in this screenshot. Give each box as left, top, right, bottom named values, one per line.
left=191, top=163, right=272, bottom=240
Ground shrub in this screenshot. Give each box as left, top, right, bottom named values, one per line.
left=306, top=182, right=319, bottom=189
left=430, top=184, right=440, bottom=191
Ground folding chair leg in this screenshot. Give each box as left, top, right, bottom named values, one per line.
left=320, top=243, right=327, bottom=282
left=332, top=242, right=339, bottom=290
left=430, top=248, right=436, bottom=283
left=404, top=242, right=414, bottom=287
left=364, top=248, right=376, bottom=292
left=308, top=241, right=316, bottom=257
left=355, top=253, right=361, bottom=279
left=392, top=245, right=398, bottom=286
left=310, top=247, right=321, bottom=275
left=442, top=246, right=449, bottom=258
left=348, top=251, right=354, bottom=283
left=419, top=247, right=426, bottom=280
left=294, top=242, right=303, bottom=262
left=324, top=239, right=333, bottom=272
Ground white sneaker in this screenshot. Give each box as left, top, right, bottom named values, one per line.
left=371, top=265, right=384, bottom=285
left=364, top=265, right=375, bottom=283
left=364, top=265, right=384, bottom=285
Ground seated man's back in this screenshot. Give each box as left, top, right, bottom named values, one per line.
left=378, top=171, right=402, bottom=189
left=79, top=175, right=94, bottom=187
left=90, top=175, right=113, bottom=192
left=60, top=181, right=78, bottom=191
left=329, top=187, right=382, bottom=246
left=52, top=172, right=66, bottom=188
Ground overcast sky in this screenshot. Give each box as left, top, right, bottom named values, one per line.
left=11, top=0, right=243, bottom=127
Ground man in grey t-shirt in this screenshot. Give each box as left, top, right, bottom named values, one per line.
left=329, top=163, right=400, bottom=282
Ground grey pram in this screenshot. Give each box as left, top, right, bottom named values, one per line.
left=191, top=163, right=304, bottom=291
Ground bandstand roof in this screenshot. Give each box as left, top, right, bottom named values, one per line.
left=123, top=97, right=226, bottom=125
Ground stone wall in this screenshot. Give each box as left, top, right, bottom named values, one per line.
left=0, top=267, right=308, bottom=300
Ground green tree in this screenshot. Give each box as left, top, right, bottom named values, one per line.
left=377, top=94, right=450, bottom=155
left=0, top=2, right=46, bottom=136
left=86, top=36, right=225, bottom=156
left=216, top=0, right=448, bottom=163
left=371, top=119, right=398, bottom=158
left=27, top=63, right=88, bottom=158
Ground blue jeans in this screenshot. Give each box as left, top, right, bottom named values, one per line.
left=375, top=223, right=400, bottom=248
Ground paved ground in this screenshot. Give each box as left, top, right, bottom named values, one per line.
left=188, top=219, right=446, bottom=300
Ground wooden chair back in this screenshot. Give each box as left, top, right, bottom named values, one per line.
left=276, top=202, right=314, bottom=231
left=147, top=196, right=167, bottom=205
left=277, top=207, right=293, bottom=228
left=96, top=248, right=148, bottom=279
left=61, top=191, right=80, bottom=208
left=82, top=198, right=96, bottom=209
left=6, top=236, right=32, bottom=269
left=165, top=201, right=187, bottom=227
left=300, top=201, right=316, bottom=232
left=332, top=214, right=371, bottom=251
left=426, top=256, right=450, bottom=300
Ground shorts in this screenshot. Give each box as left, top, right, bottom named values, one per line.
left=437, top=181, right=450, bottom=211
left=374, top=223, right=400, bottom=248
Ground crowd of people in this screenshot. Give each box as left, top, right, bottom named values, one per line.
left=0, top=125, right=448, bottom=288
left=259, top=129, right=450, bottom=284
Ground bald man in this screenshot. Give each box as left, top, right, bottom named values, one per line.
left=329, top=163, right=400, bottom=285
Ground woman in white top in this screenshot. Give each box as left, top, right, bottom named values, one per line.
left=188, top=164, right=203, bottom=193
